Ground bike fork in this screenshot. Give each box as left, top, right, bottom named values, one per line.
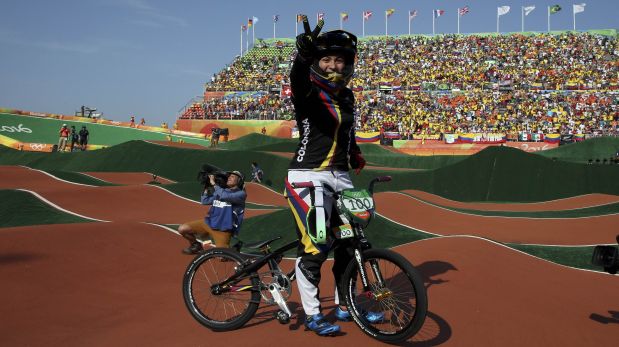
left=354, top=249, right=386, bottom=293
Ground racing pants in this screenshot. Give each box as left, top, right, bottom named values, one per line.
left=285, top=169, right=354, bottom=316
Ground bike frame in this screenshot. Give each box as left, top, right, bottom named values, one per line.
left=211, top=239, right=298, bottom=294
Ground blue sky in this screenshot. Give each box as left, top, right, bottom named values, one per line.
left=0, top=0, right=617, bottom=125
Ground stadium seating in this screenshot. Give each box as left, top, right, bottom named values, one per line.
left=180, top=32, right=618, bottom=138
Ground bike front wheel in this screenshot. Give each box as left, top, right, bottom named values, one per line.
left=182, top=248, right=260, bottom=331
left=342, top=248, right=428, bottom=343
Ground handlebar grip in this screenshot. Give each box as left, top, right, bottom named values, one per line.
left=291, top=181, right=314, bottom=189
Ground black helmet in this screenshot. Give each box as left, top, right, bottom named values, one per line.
left=310, top=30, right=358, bottom=92
left=314, top=30, right=358, bottom=63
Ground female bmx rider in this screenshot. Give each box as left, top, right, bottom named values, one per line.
left=284, top=16, right=381, bottom=336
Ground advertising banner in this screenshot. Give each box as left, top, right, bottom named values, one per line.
left=175, top=119, right=296, bottom=139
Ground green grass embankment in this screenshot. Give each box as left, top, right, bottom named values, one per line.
left=0, top=190, right=95, bottom=227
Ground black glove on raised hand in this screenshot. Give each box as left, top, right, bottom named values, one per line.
left=295, top=15, right=324, bottom=60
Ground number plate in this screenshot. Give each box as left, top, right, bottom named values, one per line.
left=341, top=196, right=374, bottom=213
left=338, top=227, right=354, bottom=239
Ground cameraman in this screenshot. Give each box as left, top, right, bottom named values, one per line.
left=178, top=171, right=246, bottom=254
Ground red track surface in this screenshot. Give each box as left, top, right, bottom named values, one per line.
left=2, top=165, right=618, bottom=346
left=402, top=189, right=619, bottom=211
left=375, top=192, right=619, bottom=245
left=82, top=172, right=176, bottom=185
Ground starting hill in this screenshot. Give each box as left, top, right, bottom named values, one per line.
left=0, top=110, right=210, bottom=150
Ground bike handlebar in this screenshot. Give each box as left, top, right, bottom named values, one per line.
left=369, top=176, right=391, bottom=195
left=290, top=176, right=392, bottom=194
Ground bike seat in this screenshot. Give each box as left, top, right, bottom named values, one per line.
left=244, top=237, right=282, bottom=249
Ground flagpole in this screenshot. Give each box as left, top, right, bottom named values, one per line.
left=573, top=7, right=576, bottom=31
left=408, top=13, right=411, bottom=35
left=252, top=22, right=255, bottom=47
left=457, top=9, right=460, bottom=35
left=273, top=20, right=276, bottom=39
left=362, top=12, right=365, bottom=37
left=295, top=15, right=297, bottom=36
left=340, top=16, right=342, bottom=30
left=246, top=29, right=248, bottom=53
left=547, top=6, right=550, bottom=32
left=240, top=26, right=243, bottom=56
left=385, top=11, right=388, bottom=36
left=521, top=7, right=524, bottom=32
left=497, top=11, right=499, bottom=33
left=432, top=11, right=435, bottom=35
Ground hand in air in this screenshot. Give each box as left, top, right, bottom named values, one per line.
left=295, top=15, right=324, bottom=59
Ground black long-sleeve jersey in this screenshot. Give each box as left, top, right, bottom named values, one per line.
left=288, top=56, right=360, bottom=171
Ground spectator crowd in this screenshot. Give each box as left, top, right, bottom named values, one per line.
left=180, top=32, right=618, bottom=137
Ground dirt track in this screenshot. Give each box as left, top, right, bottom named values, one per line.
left=402, top=189, right=619, bottom=212
left=82, top=171, right=176, bottom=185
left=374, top=192, right=619, bottom=245
left=2, top=165, right=619, bottom=346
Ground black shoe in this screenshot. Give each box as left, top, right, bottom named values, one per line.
left=182, top=242, right=203, bottom=255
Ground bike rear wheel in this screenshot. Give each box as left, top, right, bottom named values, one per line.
left=183, top=248, right=260, bottom=331
left=342, top=248, right=427, bottom=343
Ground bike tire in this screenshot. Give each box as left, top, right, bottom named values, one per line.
left=183, top=248, right=261, bottom=331
left=342, top=248, right=427, bottom=343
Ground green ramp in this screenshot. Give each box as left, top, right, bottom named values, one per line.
left=0, top=140, right=292, bottom=188
left=0, top=189, right=95, bottom=227
left=536, top=137, right=619, bottom=164
left=372, top=145, right=619, bottom=202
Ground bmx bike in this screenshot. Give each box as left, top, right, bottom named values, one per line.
left=182, top=176, right=427, bottom=343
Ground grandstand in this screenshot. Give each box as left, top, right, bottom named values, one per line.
left=179, top=30, right=618, bottom=148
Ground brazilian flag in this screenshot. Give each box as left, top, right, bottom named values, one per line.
left=550, top=5, right=562, bottom=14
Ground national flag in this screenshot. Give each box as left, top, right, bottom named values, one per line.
left=550, top=5, right=562, bottom=14
left=363, top=10, right=373, bottom=21
left=281, top=84, right=292, bottom=98
left=273, top=15, right=279, bottom=22
left=459, top=6, right=470, bottom=16
left=247, top=18, right=253, bottom=28
left=252, top=16, right=259, bottom=24
left=386, top=8, right=395, bottom=17
left=297, top=14, right=304, bottom=23
left=317, top=12, right=325, bottom=21
left=573, top=3, right=586, bottom=14
left=409, top=10, right=418, bottom=20
left=497, top=6, right=510, bottom=16
left=523, top=5, right=536, bottom=16
left=340, top=12, right=349, bottom=21
left=434, top=9, right=445, bottom=18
